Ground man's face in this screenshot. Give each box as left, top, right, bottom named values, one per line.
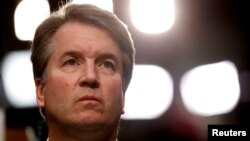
left=36, top=21, right=124, bottom=130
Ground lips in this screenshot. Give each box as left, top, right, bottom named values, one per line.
left=77, top=95, right=100, bottom=103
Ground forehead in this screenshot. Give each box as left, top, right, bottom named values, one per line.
left=53, top=21, right=114, bottom=43
left=50, top=21, right=122, bottom=56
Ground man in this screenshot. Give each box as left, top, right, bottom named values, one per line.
left=31, top=3, right=135, bottom=141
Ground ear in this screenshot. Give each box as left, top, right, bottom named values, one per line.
left=35, top=78, right=45, bottom=108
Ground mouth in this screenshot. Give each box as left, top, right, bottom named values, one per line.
left=77, top=96, right=100, bottom=103
left=76, top=96, right=102, bottom=110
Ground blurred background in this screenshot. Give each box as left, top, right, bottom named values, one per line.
left=0, top=0, right=250, bottom=141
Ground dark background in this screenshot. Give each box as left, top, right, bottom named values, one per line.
left=1, top=0, right=250, bottom=141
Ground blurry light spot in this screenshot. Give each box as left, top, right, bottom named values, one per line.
left=1, top=51, right=36, bottom=108
left=130, top=0, right=175, bottom=34
left=180, top=61, right=240, bottom=116
left=72, top=0, right=113, bottom=12
left=14, top=0, right=50, bottom=41
left=122, top=65, right=173, bottom=120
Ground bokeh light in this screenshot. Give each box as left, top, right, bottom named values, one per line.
left=180, top=61, right=240, bottom=116
left=14, top=0, right=50, bottom=41
left=130, top=0, right=175, bottom=34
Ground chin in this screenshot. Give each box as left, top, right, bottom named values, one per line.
left=77, top=112, right=104, bottom=124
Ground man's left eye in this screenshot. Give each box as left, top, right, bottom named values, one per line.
left=99, top=60, right=115, bottom=70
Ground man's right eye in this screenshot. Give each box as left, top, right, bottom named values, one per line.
left=64, top=59, right=78, bottom=66
left=61, top=58, right=80, bottom=73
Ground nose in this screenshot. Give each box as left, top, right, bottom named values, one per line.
left=79, top=61, right=100, bottom=88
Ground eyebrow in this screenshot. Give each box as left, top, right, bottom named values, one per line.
left=59, top=50, right=120, bottom=64
left=60, top=51, right=83, bottom=60
left=96, top=53, right=120, bottom=64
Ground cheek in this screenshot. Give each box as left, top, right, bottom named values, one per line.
left=47, top=70, right=77, bottom=89
left=102, top=76, right=124, bottom=108
left=45, top=72, right=77, bottom=103
left=43, top=72, right=78, bottom=116
left=47, top=76, right=67, bottom=93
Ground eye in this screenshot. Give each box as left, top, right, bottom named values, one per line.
left=99, top=60, right=115, bottom=71
left=61, top=58, right=80, bottom=73
left=63, top=59, right=78, bottom=66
